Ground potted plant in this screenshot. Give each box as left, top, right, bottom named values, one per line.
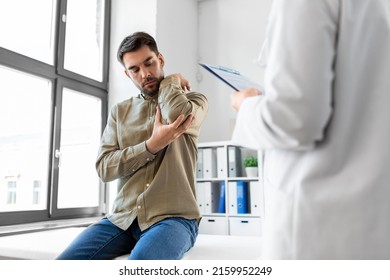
left=243, top=155, right=258, bottom=177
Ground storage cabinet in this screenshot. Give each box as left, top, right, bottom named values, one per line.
left=196, top=141, right=263, bottom=236
left=199, top=216, right=227, bottom=235
left=229, top=217, right=262, bottom=236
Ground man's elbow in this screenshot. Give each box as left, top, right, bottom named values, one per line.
left=95, top=161, right=112, bottom=183
left=166, top=103, right=194, bottom=124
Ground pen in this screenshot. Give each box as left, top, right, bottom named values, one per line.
left=214, top=65, right=240, bottom=75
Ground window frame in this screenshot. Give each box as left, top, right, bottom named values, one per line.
left=51, top=77, right=107, bottom=219
left=57, top=0, right=111, bottom=90
left=0, top=0, right=110, bottom=226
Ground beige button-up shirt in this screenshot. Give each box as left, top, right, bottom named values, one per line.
left=96, top=76, right=208, bottom=231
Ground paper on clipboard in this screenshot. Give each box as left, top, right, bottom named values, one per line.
left=199, top=63, right=263, bottom=91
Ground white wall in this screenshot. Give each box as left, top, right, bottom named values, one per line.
left=156, top=0, right=198, bottom=85
left=197, top=0, right=272, bottom=142
left=109, top=0, right=158, bottom=107
left=109, top=0, right=273, bottom=142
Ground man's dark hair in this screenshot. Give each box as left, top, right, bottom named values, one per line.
left=117, top=32, right=159, bottom=66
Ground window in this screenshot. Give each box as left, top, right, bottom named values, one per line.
left=57, top=88, right=102, bottom=209
left=0, top=0, right=57, bottom=64
left=33, top=181, right=42, bottom=205
left=0, top=0, right=110, bottom=226
left=0, top=66, right=52, bottom=212
left=64, top=0, right=106, bottom=81
left=6, top=181, right=17, bottom=205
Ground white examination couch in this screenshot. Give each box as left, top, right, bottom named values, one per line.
left=0, top=227, right=262, bottom=260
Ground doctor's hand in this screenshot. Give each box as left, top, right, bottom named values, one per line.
left=146, top=106, right=194, bottom=154
left=231, top=87, right=261, bottom=111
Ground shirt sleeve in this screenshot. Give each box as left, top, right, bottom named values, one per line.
left=95, top=105, right=156, bottom=182
left=233, top=0, right=339, bottom=151
left=158, top=75, right=208, bottom=137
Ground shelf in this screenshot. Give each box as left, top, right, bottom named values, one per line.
left=228, top=214, right=261, bottom=218
left=196, top=178, right=224, bottom=182
left=196, top=142, right=264, bottom=237
left=201, top=213, right=226, bottom=217
left=227, top=177, right=259, bottom=181
left=196, top=177, right=259, bottom=181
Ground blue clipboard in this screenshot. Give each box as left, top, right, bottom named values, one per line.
left=199, top=63, right=263, bottom=91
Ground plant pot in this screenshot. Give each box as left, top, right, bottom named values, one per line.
left=245, top=167, right=258, bottom=177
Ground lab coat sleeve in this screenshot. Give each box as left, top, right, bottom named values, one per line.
left=233, top=0, right=339, bottom=151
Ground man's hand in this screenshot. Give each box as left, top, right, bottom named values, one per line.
left=146, top=106, right=194, bottom=154
left=231, top=87, right=261, bottom=111
left=166, top=73, right=191, bottom=91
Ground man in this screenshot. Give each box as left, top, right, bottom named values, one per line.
left=231, top=0, right=390, bottom=259
left=57, top=32, right=208, bottom=260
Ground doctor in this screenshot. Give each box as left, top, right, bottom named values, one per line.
left=231, top=0, right=390, bottom=259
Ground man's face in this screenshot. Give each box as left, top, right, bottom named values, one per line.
left=123, top=45, right=165, bottom=97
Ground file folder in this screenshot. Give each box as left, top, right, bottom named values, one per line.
left=195, top=182, right=205, bottom=214
left=218, top=182, right=226, bottom=213
left=249, top=181, right=261, bottom=215
left=211, top=182, right=221, bottom=213
left=203, top=148, right=217, bottom=178
left=196, top=148, right=203, bottom=178
left=217, top=147, right=227, bottom=178
left=228, top=181, right=238, bottom=214
left=204, top=182, right=212, bottom=214
left=237, top=181, right=249, bottom=214
left=228, top=146, right=242, bottom=177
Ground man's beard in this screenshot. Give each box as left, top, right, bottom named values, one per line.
left=141, top=75, right=164, bottom=97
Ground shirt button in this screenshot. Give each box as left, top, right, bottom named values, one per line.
left=146, top=183, right=150, bottom=187
left=137, top=205, right=141, bottom=209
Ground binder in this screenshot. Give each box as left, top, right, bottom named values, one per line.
left=236, top=181, right=249, bottom=214
left=203, top=148, right=217, bottom=178
left=216, top=147, right=227, bottom=178
left=196, top=149, right=203, bottom=178
left=249, top=181, right=261, bottom=215
left=204, top=182, right=212, bottom=214
left=195, top=182, right=205, bottom=214
left=211, top=183, right=221, bottom=213
left=218, top=182, right=226, bottom=213
left=228, top=146, right=242, bottom=177
left=228, top=182, right=237, bottom=214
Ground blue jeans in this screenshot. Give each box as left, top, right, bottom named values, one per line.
left=56, top=217, right=198, bottom=260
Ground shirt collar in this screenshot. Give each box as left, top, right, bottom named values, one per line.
left=140, top=92, right=158, bottom=101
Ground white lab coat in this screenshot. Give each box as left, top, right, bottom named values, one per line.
left=233, top=0, right=390, bottom=259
